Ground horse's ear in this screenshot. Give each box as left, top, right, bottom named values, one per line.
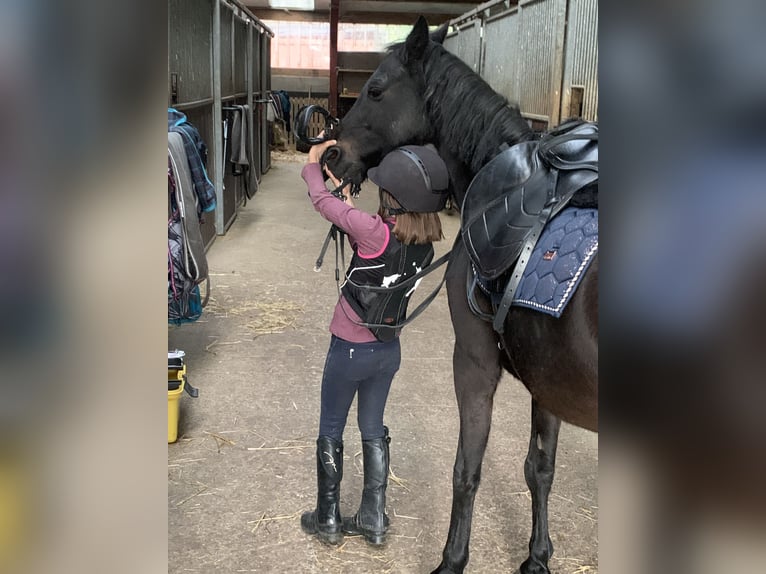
left=431, top=23, right=448, bottom=45
left=404, top=15, right=430, bottom=62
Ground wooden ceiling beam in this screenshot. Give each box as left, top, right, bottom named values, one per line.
left=340, top=1, right=477, bottom=16
left=250, top=9, right=329, bottom=22
left=340, top=12, right=452, bottom=25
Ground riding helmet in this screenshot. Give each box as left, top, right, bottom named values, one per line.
left=367, top=145, right=449, bottom=213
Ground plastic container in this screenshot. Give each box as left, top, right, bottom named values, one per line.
left=168, top=350, right=199, bottom=443
left=168, top=362, right=186, bottom=443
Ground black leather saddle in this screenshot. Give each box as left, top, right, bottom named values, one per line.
left=461, top=120, right=598, bottom=334
left=462, top=120, right=598, bottom=280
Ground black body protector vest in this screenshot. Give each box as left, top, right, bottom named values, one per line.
left=341, top=223, right=434, bottom=342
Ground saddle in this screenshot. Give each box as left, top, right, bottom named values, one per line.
left=461, top=120, right=598, bottom=333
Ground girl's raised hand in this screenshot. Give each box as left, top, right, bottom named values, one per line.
left=308, top=134, right=337, bottom=164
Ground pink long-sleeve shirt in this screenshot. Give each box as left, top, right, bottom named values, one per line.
left=302, top=162, right=394, bottom=343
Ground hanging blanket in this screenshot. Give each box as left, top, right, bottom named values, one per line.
left=168, top=108, right=216, bottom=213
left=168, top=132, right=210, bottom=324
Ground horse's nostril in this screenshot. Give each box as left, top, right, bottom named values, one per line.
left=325, top=146, right=341, bottom=163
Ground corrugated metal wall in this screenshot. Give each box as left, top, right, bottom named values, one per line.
left=561, top=0, right=598, bottom=121
left=169, top=0, right=213, bottom=106
left=168, top=0, right=273, bottom=241
left=451, top=20, right=482, bottom=73
left=448, top=0, right=597, bottom=128
left=483, top=8, right=520, bottom=103
left=516, top=0, right=565, bottom=124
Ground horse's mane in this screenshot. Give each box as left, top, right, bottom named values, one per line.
left=392, top=42, right=534, bottom=175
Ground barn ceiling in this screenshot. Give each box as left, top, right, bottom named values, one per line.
left=243, top=0, right=486, bottom=26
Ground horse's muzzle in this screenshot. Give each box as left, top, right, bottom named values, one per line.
left=322, top=144, right=368, bottom=188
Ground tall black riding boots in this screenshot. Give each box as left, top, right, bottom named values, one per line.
left=342, top=427, right=391, bottom=546
left=301, top=436, right=344, bottom=545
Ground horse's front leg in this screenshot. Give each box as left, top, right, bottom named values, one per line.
left=431, top=334, right=502, bottom=574
left=520, top=400, right=561, bottom=574
left=431, top=244, right=503, bottom=574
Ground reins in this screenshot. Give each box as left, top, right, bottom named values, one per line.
left=314, top=177, right=357, bottom=273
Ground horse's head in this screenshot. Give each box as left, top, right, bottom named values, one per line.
left=323, top=17, right=447, bottom=186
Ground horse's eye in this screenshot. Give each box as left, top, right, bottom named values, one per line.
left=367, top=86, right=383, bottom=101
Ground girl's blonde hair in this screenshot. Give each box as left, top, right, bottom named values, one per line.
left=378, top=189, right=444, bottom=245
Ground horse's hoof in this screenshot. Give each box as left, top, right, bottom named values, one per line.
left=519, top=558, right=550, bottom=574
left=430, top=565, right=461, bottom=574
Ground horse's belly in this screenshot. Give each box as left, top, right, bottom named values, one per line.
left=506, top=264, right=598, bottom=431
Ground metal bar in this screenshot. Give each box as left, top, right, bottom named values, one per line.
left=231, top=10, right=236, bottom=96
left=222, top=93, right=248, bottom=101
left=486, top=4, right=518, bottom=23
left=247, top=23, right=254, bottom=189
left=329, top=0, right=339, bottom=117
left=478, top=17, right=486, bottom=76
left=450, top=0, right=510, bottom=26
left=220, top=0, right=274, bottom=37
left=174, top=97, right=215, bottom=110
left=521, top=112, right=550, bottom=122
left=213, top=0, right=224, bottom=235
left=260, top=32, right=271, bottom=174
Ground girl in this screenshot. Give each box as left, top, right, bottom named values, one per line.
left=300, top=139, right=449, bottom=546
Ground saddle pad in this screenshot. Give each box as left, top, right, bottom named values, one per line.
left=511, top=207, right=598, bottom=318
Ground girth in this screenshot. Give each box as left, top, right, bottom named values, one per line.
left=461, top=120, right=598, bottom=333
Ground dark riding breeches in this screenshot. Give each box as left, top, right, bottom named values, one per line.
left=318, top=335, right=401, bottom=442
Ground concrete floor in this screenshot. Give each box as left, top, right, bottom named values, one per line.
left=168, top=156, right=598, bottom=573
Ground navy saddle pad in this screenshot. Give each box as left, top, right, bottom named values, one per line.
left=511, top=207, right=598, bottom=317
left=475, top=207, right=598, bottom=318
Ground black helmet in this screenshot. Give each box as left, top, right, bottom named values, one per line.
left=367, top=145, right=449, bottom=213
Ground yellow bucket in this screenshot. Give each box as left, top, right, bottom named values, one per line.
left=168, top=364, right=187, bottom=443
left=0, top=458, right=26, bottom=571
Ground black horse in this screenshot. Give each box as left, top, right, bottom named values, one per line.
left=323, top=17, right=597, bottom=574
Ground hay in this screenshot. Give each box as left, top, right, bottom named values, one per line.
left=205, top=297, right=304, bottom=336
left=247, top=438, right=313, bottom=451
left=388, top=466, right=410, bottom=492
left=175, top=483, right=208, bottom=507
left=271, top=149, right=307, bottom=163
left=553, top=556, right=598, bottom=574
left=249, top=510, right=301, bottom=534
left=392, top=509, right=421, bottom=520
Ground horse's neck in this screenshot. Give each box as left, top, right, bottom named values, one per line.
left=436, top=145, right=473, bottom=208
left=436, top=103, right=530, bottom=171
left=434, top=105, right=529, bottom=207
left=426, top=51, right=533, bottom=203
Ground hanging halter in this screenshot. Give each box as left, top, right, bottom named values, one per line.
left=294, top=104, right=340, bottom=145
